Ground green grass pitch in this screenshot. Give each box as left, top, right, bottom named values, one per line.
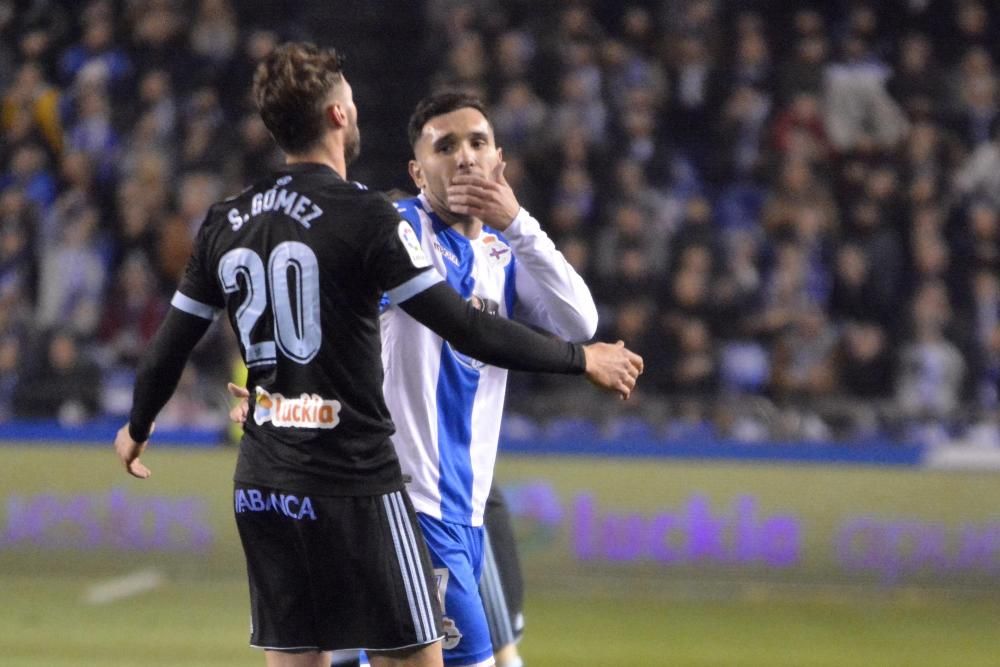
left=2, top=444, right=998, bottom=665
left=2, top=573, right=998, bottom=666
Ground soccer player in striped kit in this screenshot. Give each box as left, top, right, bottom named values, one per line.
left=379, top=91, right=600, bottom=667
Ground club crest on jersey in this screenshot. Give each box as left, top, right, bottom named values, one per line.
left=451, top=345, right=487, bottom=371
left=441, top=617, right=463, bottom=650
left=482, top=235, right=511, bottom=267
left=398, top=221, right=432, bottom=268
left=254, top=387, right=341, bottom=429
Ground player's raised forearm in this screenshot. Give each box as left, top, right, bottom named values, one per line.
left=507, top=210, right=598, bottom=341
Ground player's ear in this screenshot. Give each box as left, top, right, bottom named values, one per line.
left=327, top=102, right=347, bottom=128
left=408, top=159, right=425, bottom=190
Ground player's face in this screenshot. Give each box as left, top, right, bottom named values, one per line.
left=410, top=107, right=498, bottom=217
left=340, top=79, right=362, bottom=165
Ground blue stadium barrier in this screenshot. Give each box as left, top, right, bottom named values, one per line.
left=0, top=418, right=924, bottom=466
left=0, top=418, right=222, bottom=446
left=499, top=434, right=923, bottom=466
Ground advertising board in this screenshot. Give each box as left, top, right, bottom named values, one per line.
left=1, top=446, right=998, bottom=592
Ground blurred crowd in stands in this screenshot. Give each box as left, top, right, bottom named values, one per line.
left=1, top=0, right=999, bottom=446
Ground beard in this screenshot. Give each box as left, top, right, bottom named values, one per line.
left=344, top=121, right=361, bottom=166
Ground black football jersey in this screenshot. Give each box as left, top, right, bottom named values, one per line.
left=173, top=163, right=440, bottom=495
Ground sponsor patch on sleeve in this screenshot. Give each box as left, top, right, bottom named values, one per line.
left=398, top=221, right=431, bottom=268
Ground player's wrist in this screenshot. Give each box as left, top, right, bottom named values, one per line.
left=128, top=421, right=151, bottom=443
left=578, top=342, right=590, bottom=375
left=502, top=207, right=533, bottom=236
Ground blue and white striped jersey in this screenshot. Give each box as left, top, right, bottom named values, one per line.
left=381, top=194, right=597, bottom=526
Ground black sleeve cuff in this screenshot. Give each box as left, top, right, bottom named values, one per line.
left=128, top=421, right=151, bottom=443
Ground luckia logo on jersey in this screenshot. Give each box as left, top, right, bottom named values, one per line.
left=253, top=387, right=341, bottom=429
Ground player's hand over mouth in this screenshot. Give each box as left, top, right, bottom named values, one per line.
left=446, top=159, right=520, bottom=230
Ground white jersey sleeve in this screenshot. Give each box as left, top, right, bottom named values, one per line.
left=503, top=208, right=598, bottom=342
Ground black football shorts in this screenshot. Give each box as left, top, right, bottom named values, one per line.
left=234, top=484, right=444, bottom=653
left=480, top=486, right=525, bottom=650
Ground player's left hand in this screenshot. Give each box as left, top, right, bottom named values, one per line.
left=114, top=423, right=154, bottom=479
left=582, top=340, right=644, bottom=400
left=227, top=382, right=250, bottom=424
left=446, top=156, right=520, bottom=230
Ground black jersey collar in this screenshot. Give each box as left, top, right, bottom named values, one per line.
left=277, top=162, right=345, bottom=180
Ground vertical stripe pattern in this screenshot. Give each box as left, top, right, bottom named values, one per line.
left=382, top=491, right=438, bottom=643
left=435, top=343, right=480, bottom=521
left=498, top=232, right=518, bottom=320
left=479, top=527, right=515, bottom=648
left=389, top=491, right=438, bottom=634
left=434, top=225, right=480, bottom=523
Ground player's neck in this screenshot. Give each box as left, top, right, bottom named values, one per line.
left=450, top=217, right=484, bottom=239
left=426, top=198, right=484, bottom=239
left=286, top=136, right=347, bottom=179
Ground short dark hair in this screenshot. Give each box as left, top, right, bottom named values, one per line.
left=253, top=42, right=345, bottom=154
left=407, top=91, right=490, bottom=148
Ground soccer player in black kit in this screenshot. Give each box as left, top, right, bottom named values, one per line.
left=114, top=42, right=642, bottom=667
